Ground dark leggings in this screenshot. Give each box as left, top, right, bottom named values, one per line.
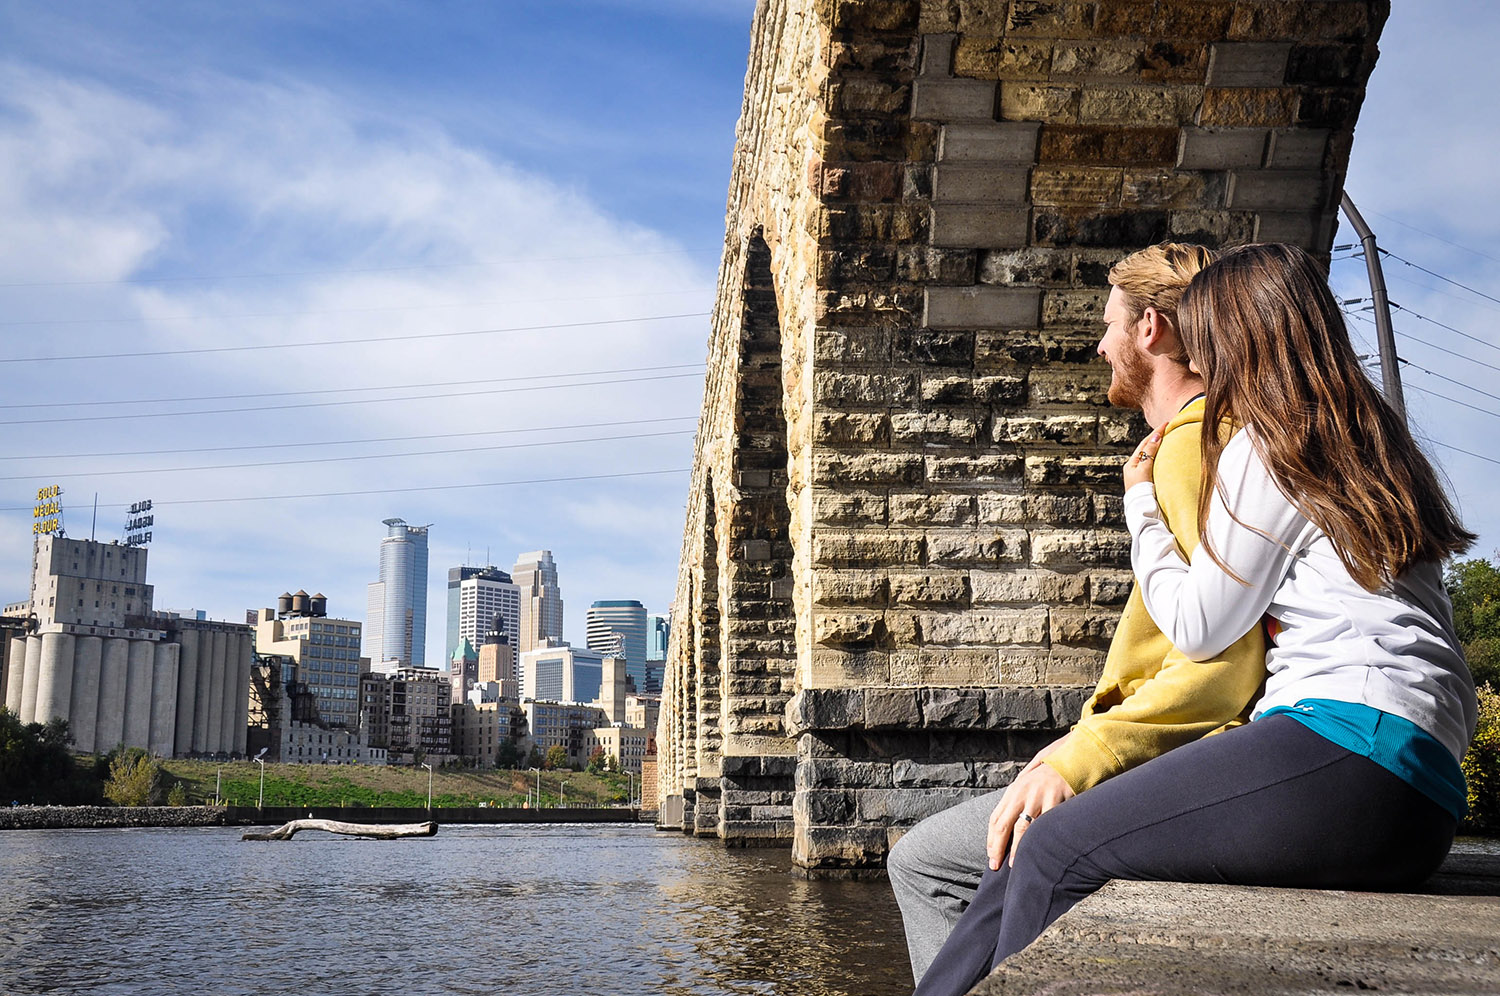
left=913, top=715, right=1456, bottom=996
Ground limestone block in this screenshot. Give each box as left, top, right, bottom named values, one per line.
left=1079, top=85, right=1199, bottom=127
left=814, top=611, right=883, bottom=646
left=1266, top=128, right=1331, bottom=169
left=999, top=83, right=1079, bottom=123
left=1041, top=288, right=1110, bottom=328
left=1051, top=43, right=1145, bottom=79
left=931, top=165, right=1030, bottom=203
left=976, top=493, right=1028, bottom=525
left=1005, top=1, right=1095, bottom=36
left=1152, top=0, right=1236, bottom=40
left=1207, top=42, right=1293, bottom=87
left=890, top=411, right=981, bottom=444
left=1030, top=166, right=1123, bottom=207
left=919, top=687, right=986, bottom=727
left=893, top=329, right=976, bottom=366
left=1025, top=453, right=1123, bottom=486
left=813, top=370, right=917, bottom=405
left=1286, top=43, right=1366, bottom=86
left=1199, top=87, right=1297, bottom=127
left=889, top=572, right=970, bottom=606
left=921, top=608, right=1049, bottom=646
left=798, top=756, right=890, bottom=788
left=795, top=789, right=854, bottom=824
left=1034, top=208, right=1170, bottom=248
left=992, top=414, right=1097, bottom=445
left=1039, top=649, right=1108, bottom=685
left=823, top=0, right=919, bottom=31
left=864, top=688, right=922, bottom=728
left=1052, top=684, right=1094, bottom=719
left=974, top=373, right=1029, bottom=405
left=889, top=492, right=977, bottom=527
left=927, top=529, right=1030, bottom=566
left=1026, top=493, right=1096, bottom=525
left=1089, top=570, right=1136, bottom=605
left=972, top=569, right=1089, bottom=605
left=911, top=78, right=998, bottom=121
left=1297, top=87, right=1361, bottom=129
left=1228, top=170, right=1327, bottom=211
left=1122, top=170, right=1225, bottom=210
left=1039, top=125, right=1179, bottom=166
left=857, top=786, right=970, bottom=824
left=793, top=824, right=890, bottom=866
left=787, top=689, right=865, bottom=737
left=929, top=204, right=1031, bottom=248
left=814, top=411, right=888, bottom=445
left=1093, top=492, right=1125, bottom=526
left=972, top=760, right=1027, bottom=788
left=1255, top=210, right=1335, bottom=247
left=925, top=454, right=1024, bottom=485
left=1228, top=1, right=1369, bottom=43
left=807, top=647, right=892, bottom=686
left=1031, top=528, right=1132, bottom=567
left=1027, top=368, right=1111, bottom=406
left=919, top=33, right=956, bottom=77
left=812, top=487, right=888, bottom=525
left=813, top=450, right=924, bottom=485
left=1098, top=411, right=1145, bottom=444
left=1050, top=606, right=1120, bottom=645
left=925, top=285, right=1043, bottom=330
left=812, top=327, right=889, bottom=365
left=1178, top=127, right=1269, bottom=169
left=984, top=687, right=1056, bottom=728
left=1168, top=208, right=1257, bottom=246
left=891, top=648, right=1002, bottom=686
left=814, top=569, right=889, bottom=606
left=813, top=530, right=924, bottom=567
left=983, top=41, right=1053, bottom=81
left=894, top=245, right=978, bottom=284
left=976, top=246, right=1073, bottom=287
left=893, top=760, right=973, bottom=787
left=938, top=122, right=1042, bottom=162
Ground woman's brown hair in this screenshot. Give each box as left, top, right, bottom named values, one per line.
left=1176, top=242, right=1474, bottom=589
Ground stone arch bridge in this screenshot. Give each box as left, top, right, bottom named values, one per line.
left=655, top=0, right=1388, bottom=874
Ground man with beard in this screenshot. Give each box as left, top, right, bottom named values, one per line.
left=887, top=243, right=1269, bottom=986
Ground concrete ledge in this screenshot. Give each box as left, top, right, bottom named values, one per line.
left=970, top=847, right=1500, bottom=995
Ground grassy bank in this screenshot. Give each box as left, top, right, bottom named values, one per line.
left=158, top=759, right=632, bottom=809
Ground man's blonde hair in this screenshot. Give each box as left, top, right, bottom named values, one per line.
left=1108, top=243, right=1217, bottom=363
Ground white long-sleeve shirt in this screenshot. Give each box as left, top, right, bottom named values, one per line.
left=1124, top=428, right=1477, bottom=762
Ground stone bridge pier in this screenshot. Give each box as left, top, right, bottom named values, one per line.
left=657, top=0, right=1388, bottom=872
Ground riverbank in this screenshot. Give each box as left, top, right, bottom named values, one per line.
left=0, top=804, right=641, bottom=830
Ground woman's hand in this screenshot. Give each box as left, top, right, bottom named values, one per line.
left=1123, top=429, right=1163, bottom=490
left=985, top=762, right=1075, bottom=870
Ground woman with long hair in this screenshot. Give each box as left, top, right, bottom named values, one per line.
left=914, top=243, right=1478, bottom=996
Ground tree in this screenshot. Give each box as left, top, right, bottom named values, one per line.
left=544, top=745, right=569, bottom=771
left=586, top=746, right=607, bottom=774
left=495, top=738, right=523, bottom=770
left=0, top=710, right=91, bottom=805
left=103, top=747, right=165, bottom=806
left=1447, top=556, right=1500, bottom=689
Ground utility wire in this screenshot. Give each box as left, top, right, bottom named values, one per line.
left=0, top=370, right=705, bottom=426
left=1403, top=382, right=1500, bottom=422
left=1380, top=250, right=1500, bottom=307
left=1389, top=303, right=1500, bottom=356
left=0, top=415, right=696, bottom=462
left=0, top=468, right=691, bottom=511
left=1424, top=439, right=1500, bottom=469
left=1369, top=210, right=1500, bottom=266
left=0, top=312, right=709, bottom=364
left=0, top=363, right=705, bottom=411
left=0, top=429, right=696, bottom=481
left=1398, top=360, right=1500, bottom=407
left=0, top=247, right=715, bottom=289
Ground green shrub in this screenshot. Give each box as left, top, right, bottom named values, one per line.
left=104, top=747, right=165, bottom=806
left=1462, top=684, right=1500, bottom=834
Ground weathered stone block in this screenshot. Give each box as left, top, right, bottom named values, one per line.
left=1079, top=85, right=1198, bottom=127
left=857, top=786, right=967, bottom=824
left=814, top=611, right=884, bottom=646
left=1154, top=0, right=1235, bottom=39
left=1031, top=529, right=1131, bottom=567
left=797, top=758, right=890, bottom=790
left=925, top=286, right=1042, bottom=329
left=974, top=373, right=1029, bottom=405
left=1039, top=125, right=1179, bottom=166
left=814, top=411, right=888, bottom=445
left=976, top=492, right=1027, bottom=525
left=984, top=687, right=1055, bottom=728
left=786, top=690, right=866, bottom=738
left=1051, top=606, right=1119, bottom=645
left=890, top=492, right=977, bottom=526
left=814, top=371, right=917, bottom=405
left=1206, top=42, right=1293, bottom=87
left=1033, top=209, right=1169, bottom=248
left=920, top=32, right=956, bottom=77
left=972, top=760, right=1026, bottom=788
left=1228, top=1, right=1369, bottom=43
left=890, top=411, right=982, bottom=444
left=1296, top=87, right=1360, bottom=129
left=1030, top=166, right=1123, bottom=207
left=814, top=451, right=925, bottom=485
left=793, top=824, right=889, bottom=866
left=894, top=246, right=978, bottom=284
left=1027, top=493, right=1096, bottom=525
left=1286, top=43, right=1366, bottom=86
left=808, top=647, right=892, bottom=687
left=921, top=608, right=1048, bottom=646
left=931, top=164, right=1031, bottom=204
left=939, top=122, right=1042, bottom=162
left=864, top=687, right=922, bottom=728
left=812, top=488, right=888, bottom=526
left=927, top=529, right=1030, bottom=566
left=911, top=78, right=998, bottom=121
left=1006, top=0, right=1095, bottom=36
left=992, top=414, right=1097, bottom=445
left=813, top=531, right=924, bottom=567
left=929, top=204, right=1031, bottom=248
left=1168, top=209, right=1257, bottom=247
left=1121, top=170, right=1224, bottom=210
left=892, top=760, right=973, bottom=787
left=975, top=247, right=1073, bottom=286
left=1093, top=493, right=1125, bottom=526
left=924, top=454, right=1024, bottom=485
left=988, top=41, right=1054, bottom=80
left=1027, top=368, right=1111, bottom=406
left=1026, top=453, right=1123, bottom=486
left=972, top=569, right=1089, bottom=605
left=1178, top=127, right=1268, bottom=169
left=1254, top=210, right=1335, bottom=247
left=1265, top=128, right=1330, bottom=170
left=1050, top=43, right=1143, bottom=79
left=891, top=647, right=1001, bottom=685
left=1000, top=83, right=1080, bottom=123
left=1228, top=170, right=1328, bottom=211
left=893, top=330, right=975, bottom=366
left=919, top=687, right=986, bottom=726
left=1199, top=87, right=1296, bottom=127
left=889, top=572, right=971, bottom=606
left=1042, top=288, right=1110, bottom=327
left=1090, top=570, right=1135, bottom=605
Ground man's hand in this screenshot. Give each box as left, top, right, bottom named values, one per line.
left=1123, top=429, right=1163, bottom=490
left=985, top=740, right=1077, bottom=870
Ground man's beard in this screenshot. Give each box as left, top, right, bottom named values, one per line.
left=1106, top=334, right=1152, bottom=410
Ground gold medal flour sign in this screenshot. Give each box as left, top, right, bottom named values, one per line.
left=33, top=485, right=63, bottom=535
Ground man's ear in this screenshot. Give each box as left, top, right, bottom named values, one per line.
left=1139, top=306, right=1178, bottom=355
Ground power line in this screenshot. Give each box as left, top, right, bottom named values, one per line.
left=1424, top=438, right=1500, bottom=469
left=1403, top=382, right=1500, bottom=422
left=0, top=286, right=715, bottom=329
left=1381, top=250, right=1500, bottom=307
left=1392, top=325, right=1500, bottom=375
left=0, top=312, right=709, bottom=365
left=0, top=370, right=706, bottom=426
left=1369, top=210, right=1500, bottom=266
left=0, top=363, right=705, bottom=411
left=1398, top=360, right=1500, bottom=407
left=0, top=428, right=695, bottom=481
left=1389, top=302, right=1500, bottom=357
left=0, top=247, right=715, bottom=289
left=0, top=415, right=697, bottom=462
left=0, top=467, right=691, bottom=512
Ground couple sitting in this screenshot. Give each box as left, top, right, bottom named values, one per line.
left=892, top=242, right=1479, bottom=996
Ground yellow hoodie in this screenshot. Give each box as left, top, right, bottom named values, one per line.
left=1043, top=398, right=1268, bottom=793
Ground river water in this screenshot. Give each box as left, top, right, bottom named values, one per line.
left=0, top=823, right=913, bottom=996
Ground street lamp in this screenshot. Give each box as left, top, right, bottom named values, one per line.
left=560, top=780, right=568, bottom=808
left=529, top=766, right=540, bottom=808
left=422, top=762, right=434, bottom=811
left=627, top=771, right=634, bottom=808
left=254, top=747, right=268, bottom=810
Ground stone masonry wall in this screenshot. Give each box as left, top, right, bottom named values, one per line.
left=658, top=0, right=1389, bottom=872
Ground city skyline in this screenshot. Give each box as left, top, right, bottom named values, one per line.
left=0, top=0, right=1495, bottom=674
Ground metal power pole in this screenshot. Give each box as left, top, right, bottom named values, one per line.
left=1340, top=193, right=1406, bottom=421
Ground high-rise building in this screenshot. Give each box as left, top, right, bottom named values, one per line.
left=447, top=566, right=521, bottom=673
left=365, top=518, right=429, bottom=671
left=520, top=642, right=603, bottom=703
left=251, top=591, right=366, bottom=729
left=586, top=600, right=647, bottom=692
left=646, top=612, right=670, bottom=695
left=511, top=551, right=563, bottom=655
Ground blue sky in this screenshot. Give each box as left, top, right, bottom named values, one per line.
left=0, top=1, right=1495, bottom=666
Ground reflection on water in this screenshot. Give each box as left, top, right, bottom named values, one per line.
left=0, top=824, right=912, bottom=996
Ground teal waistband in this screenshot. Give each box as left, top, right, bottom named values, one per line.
left=1259, top=698, right=1467, bottom=821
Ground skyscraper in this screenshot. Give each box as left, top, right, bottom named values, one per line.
left=586, top=600, right=647, bottom=692
left=646, top=612, right=670, bottom=695
left=511, top=550, right=563, bottom=655
left=447, top=566, right=521, bottom=678
left=365, top=518, right=430, bottom=671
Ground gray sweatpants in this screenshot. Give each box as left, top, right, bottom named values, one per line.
left=886, top=788, right=1004, bottom=985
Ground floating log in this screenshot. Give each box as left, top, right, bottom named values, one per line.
left=242, top=818, right=438, bottom=841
